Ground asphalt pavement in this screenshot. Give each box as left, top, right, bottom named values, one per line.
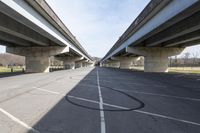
left=0, top=67, right=200, bottom=133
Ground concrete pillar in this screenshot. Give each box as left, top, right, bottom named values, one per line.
left=6, top=46, right=69, bottom=73
left=111, top=57, right=138, bottom=69
left=126, top=47, right=184, bottom=72
left=75, top=59, right=89, bottom=68
left=56, top=57, right=84, bottom=70
left=144, top=53, right=169, bottom=72
left=120, top=60, right=133, bottom=69
left=64, top=61, right=75, bottom=69
left=25, top=56, right=50, bottom=73
left=75, top=62, right=83, bottom=68
left=107, top=60, right=120, bottom=68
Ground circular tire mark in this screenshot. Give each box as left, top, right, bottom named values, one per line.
left=65, top=85, right=145, bottom=112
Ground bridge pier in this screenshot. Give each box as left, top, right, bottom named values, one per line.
left=126, top=47, right=184, bottom=72
left=6, top=46, right=69, bottom=73
left=111, top=57, right=138, bottom=69
left=64, top=61, right=75, bottom=69
left=25, top=56, right=50, bottom=73
left=75, top=59, right=89, bottom=68
left=56, top=57, right=85, bottom=70
left=105, top=60, right=120, bottom=68
left=75, top=62, right=83, bottom=68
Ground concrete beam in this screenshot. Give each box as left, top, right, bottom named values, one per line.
left=164, top=30, right=200, bottom=47
left=0, top=12, right=52, bottom=46
left=146, top=11, right=200, bottom=47
left=0, top=31, right=32, bottom=46
left=126, top=47, right=184, bottom=72
left=0, top=0, right=91, bottom=61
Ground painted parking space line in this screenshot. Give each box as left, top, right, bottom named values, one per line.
left=97, top=69, right=106, bottom=133
left=68, top=95, right=200, bottom=126
left=68, top=95, right=99, bottom=104
left=33, top=87, right=60, bottom=95
left=114, top=89, right=200, bottom=102
left=68, top=95, right=130, bottom=110
left=0, top=108, right=40, bottom=133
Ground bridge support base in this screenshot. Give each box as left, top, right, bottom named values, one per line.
left=126, top=47, right=184, bottom=72
left=6, top=46, right=69, bottom=73
left=26, top=56, right=50, bottom=73
left=75, top=62, right=83, bottom=68
left=106, top=61, right=120, bottom=68
left=64, top=61, right=75, bottom=69
left=56, top=57, right=85, bottom=70
left=111, top=57, right=138, bottom=69
left=75, top=59, right=89, bottom=68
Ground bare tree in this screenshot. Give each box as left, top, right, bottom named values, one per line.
left=0, top=53, right=25, bottom=67
left=183, top=52, right=190, bottom=67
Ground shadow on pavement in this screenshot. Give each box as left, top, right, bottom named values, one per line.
left=0, top=72, right=24, bottom=78
left=27, top=67, right=145, bottom=133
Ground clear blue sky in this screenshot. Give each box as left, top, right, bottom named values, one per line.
left=0, top=0, right=200, bottom=57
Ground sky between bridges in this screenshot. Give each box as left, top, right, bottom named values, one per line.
left=0, top=0, right=200, bottom=57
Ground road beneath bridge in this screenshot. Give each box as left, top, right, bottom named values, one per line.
left=0, top=67, right=200, bottom=133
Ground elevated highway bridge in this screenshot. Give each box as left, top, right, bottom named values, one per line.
left=0, top=0, right=93, bottom=73
left=101, top=0, right=200, bottom=72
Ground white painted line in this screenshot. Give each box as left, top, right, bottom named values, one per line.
left=68, top=95, right=200, bottom=126
left=0, top=108, right=40, bottom=133
left=68, top=95, right=99, bottom=104
left=97, top=69, right=106, bottom=133
left=115, top=89, right=200, bottom=102
left=68, top=95, right=129, bottom=110
left=33, top=87, right=60, bottom=95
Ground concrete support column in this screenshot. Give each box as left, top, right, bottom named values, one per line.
left=120, top=60, right=133, bottom=69
left=6, top=46, right=69, bottom=73
left=81, top=62, right=88, bottom=67
left=144, top=53, right=169, bottom=72
left=25, top=56, right=50, bottom=73
left=126, top=47, right=184, bottom=72
left=55, top=57, right=84, bottom=70
left=64, top=61, right=75, bottom=69
left=107, top=60, right=120, bottom=68
left=75, top=62, right=83, bottom=68
left=75, top=59, right=89, bottom=68
left=111, top=57, right=138, bottom=69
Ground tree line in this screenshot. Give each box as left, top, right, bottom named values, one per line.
left=0, top=53, right=25, bottom=67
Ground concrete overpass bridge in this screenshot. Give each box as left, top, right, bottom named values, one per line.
left=0, top=0, right=93, bottom=73
left=101, top=0, right=200, bottom=72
